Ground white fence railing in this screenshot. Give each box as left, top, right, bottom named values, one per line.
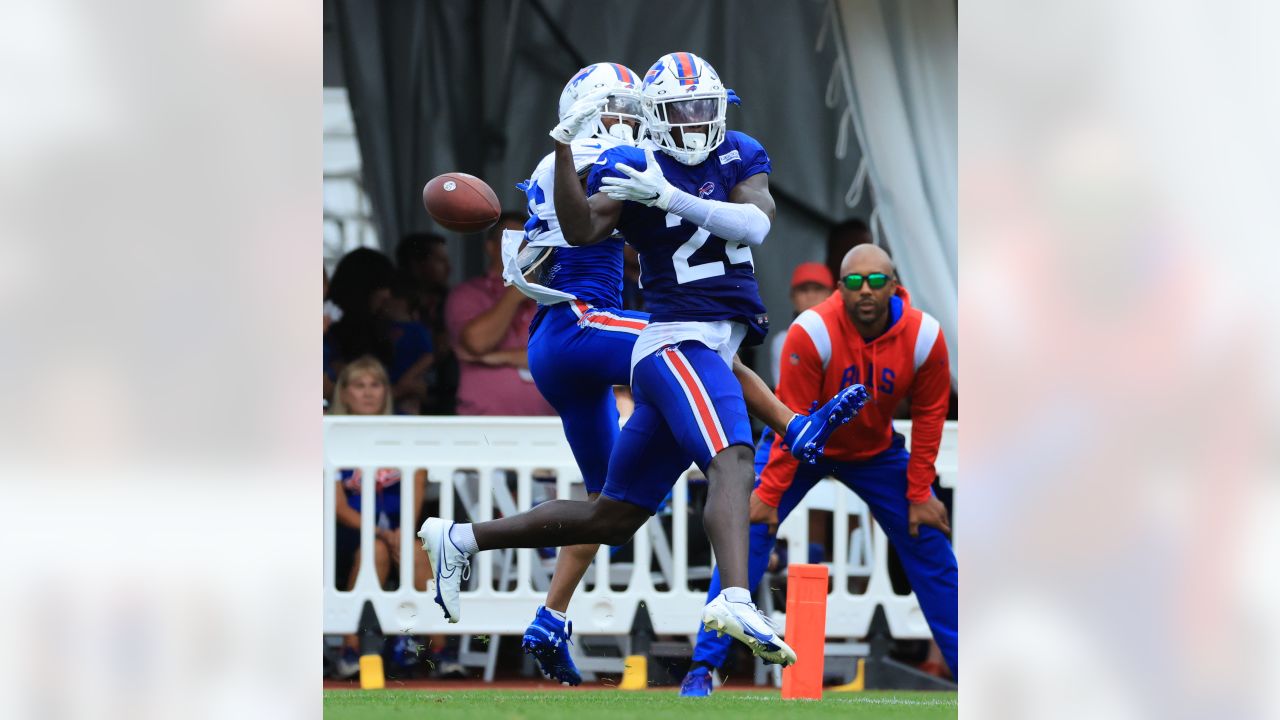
left=323, top=416, right=956, bottom=646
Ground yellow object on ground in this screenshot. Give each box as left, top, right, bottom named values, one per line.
left=359, top=654, right=385, bottom=690
left=829, top=658, right=865, bottom=692
left=618, top=654, right=647, bottom=690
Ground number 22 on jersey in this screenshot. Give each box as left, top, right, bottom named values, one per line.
left=666, top=212, right=753, bottom=284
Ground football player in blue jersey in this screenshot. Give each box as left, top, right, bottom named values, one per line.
left=420, top=53, right=867, bottom=672
left=500, top=61, right=655, bottom=686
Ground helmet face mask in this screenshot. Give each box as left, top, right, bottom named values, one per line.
left=646, top=95, right=726, bottom=165
left=596, top=91, right=645, bottom=144
left=557, top=63, right=647, bottom=146
left=641, top=52, right=729, bottom=165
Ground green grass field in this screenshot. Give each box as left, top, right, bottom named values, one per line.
left=323, top=689, right=958, bottom=719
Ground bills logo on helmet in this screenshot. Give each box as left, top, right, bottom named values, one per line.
left=698, top=182, right=715, bottom=198
left=644, top=61, right=665, bottom=86
left=568, top=66, right=594, bottom=88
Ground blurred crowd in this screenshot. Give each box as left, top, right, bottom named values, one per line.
left=322, top=215, right=908, bottom=420
left=323, top=212, right=547, bottom=418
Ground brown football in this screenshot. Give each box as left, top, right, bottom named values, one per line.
left=422, top=172, right=502, bottom=233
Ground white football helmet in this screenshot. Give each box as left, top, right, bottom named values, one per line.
left=640, top=52, right=728, bottom=165
left=557, top=62, right=646, bottom=145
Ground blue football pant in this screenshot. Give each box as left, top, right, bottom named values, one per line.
left=527, top=302, right=649, bottom=494
left=602, top=340, right=754, bottom=512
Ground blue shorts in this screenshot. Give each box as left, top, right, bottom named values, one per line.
left=601, top=340, right=753, bottom=512
left=528, top=301, right=649, bottom=495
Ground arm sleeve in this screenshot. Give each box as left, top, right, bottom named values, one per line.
left=906, top=329, right=951, bottom=503
left=662, top=191, right=771, bottom=247
left=754, top=325, right=826, bottom=507
left=660, top=132, right=771, bottom=246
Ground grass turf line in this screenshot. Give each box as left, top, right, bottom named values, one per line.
left=323, top=689, right=958, bottom=719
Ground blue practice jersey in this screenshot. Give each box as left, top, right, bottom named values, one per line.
left=537, top=239, right=624, bottom=308
left=587, top=131, right=771, bottom=344
left=520, top=142, right=625, bottom=310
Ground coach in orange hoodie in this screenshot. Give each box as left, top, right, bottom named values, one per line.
left=682, top=245, right=957, bottom=692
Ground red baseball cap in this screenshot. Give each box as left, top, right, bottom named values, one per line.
left=790, top=262, right=834, bottom=290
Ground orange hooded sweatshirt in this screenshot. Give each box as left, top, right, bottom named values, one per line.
left=757, top=286, right=950, bottom=506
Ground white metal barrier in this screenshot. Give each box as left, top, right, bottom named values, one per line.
left=323, top=416, right=956, bottom=647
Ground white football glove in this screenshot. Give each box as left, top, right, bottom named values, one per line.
left=600, top=148, right=677, bottom=209
left=549, top=88, right=612, bottom=144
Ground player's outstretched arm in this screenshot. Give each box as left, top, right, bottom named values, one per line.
left=732, top=356, right=794, bottom=435
left=600, top=148, right=773, bottom=246
left=552, top=141, right=622, bottom=247
left=726, top=173, right=777, bottom=222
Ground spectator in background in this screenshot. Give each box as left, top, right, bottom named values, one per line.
left=825, top=217, right=879, bottom=285
left=396, top=232, right=452, bottom=330
left=327, top=356, right=436, bottom=677
left=771, top=262, right=835, bottom=385
left=824, top=222, right=955, bottom=675
left=682, top=245, right=956, bottom=694
left=386, top=275, right=434, bottom=415
left=324, top=247, right=434, bottom=413
left=397, top=233, right=459, bottom=414
left=325, top=248, right=396, bottom=395
left=329, top=356, right=431, bottom=591
left=445, top=213, right=555, bottom=416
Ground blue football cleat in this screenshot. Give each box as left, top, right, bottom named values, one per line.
left=679, top=665, right=713, bottom=697
left=783, top=383, right=869, bottom=464
left=522, top=606, right=582, bottom=686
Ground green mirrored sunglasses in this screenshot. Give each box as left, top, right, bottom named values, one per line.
left=841, top=273, right=890, bottom=291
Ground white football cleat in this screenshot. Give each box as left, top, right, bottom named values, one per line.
left=417, top=517, right=471, bottom=623
left=701, top=592, right=797, bottom=667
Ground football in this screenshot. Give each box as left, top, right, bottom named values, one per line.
left=422, top=172, right=502, bottom=233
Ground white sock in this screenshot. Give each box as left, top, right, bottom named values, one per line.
left=545, top=607, right=568, bottom=622
left=448, top=523, right=478, bottom=554
left=721, top=586, right=752, bottom=604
